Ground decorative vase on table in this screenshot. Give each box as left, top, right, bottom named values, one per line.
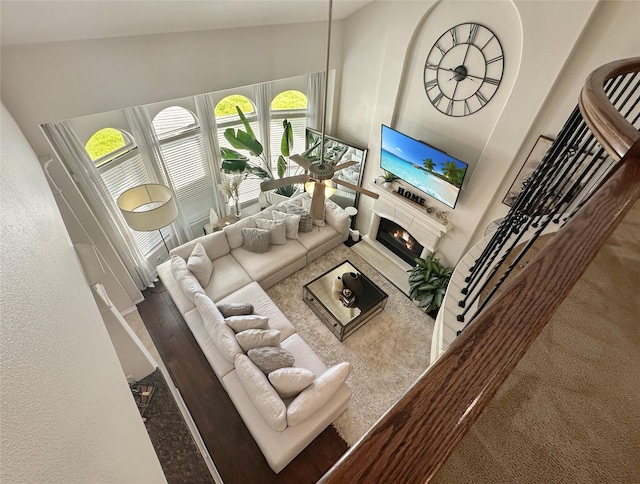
left=229, top=197, right=241, bottom=218
left=331, top=276, right=344, bottom=300
left=209, top=208, right=219, bottom=229
left=341, top=272, right=363, bottom=296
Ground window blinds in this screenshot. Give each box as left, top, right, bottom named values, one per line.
left=98, top=151, right=164, bottom=254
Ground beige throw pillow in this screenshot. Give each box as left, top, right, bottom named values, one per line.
left=255, top=217, right=287, bottom=245
left=225, top=314, right=269, bottom=332
left=235, top=329, right=281, bottom=352
left=268, top=367, right=316, bottom=398
left=187, top=242, right=213, bottom=286
left=272, top=211, right=301, bottom=240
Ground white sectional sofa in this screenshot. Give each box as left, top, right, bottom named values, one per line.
left=156, top=194, right=352, bottom=473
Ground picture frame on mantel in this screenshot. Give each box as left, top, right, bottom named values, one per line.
left=502, top=135, right=554, bottom=207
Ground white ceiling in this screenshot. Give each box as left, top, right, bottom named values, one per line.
left=0, top=0, right=373, bottom=46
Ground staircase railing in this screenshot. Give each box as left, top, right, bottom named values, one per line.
left=320, top=57, right=640, bottom=483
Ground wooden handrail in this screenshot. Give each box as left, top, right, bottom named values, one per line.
left=321, top=61, right=640, bottom=482
left=579, top=57, right=640, bottom=160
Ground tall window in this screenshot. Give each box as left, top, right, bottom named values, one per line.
left=152, top=106, right=215, bottom=224
left=85, top=128, right=162, bottom=255
left=215, top=95, right=261, bottom=203
left=73, top=77, right=314, bottom=260
left=271, top=90, right=307, bottom=179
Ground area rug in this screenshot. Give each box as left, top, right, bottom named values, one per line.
left=266, top=243, right=434, bottom=446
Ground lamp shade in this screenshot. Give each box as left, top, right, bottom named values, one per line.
left=117, top=184, right=178, bottom=232
left=305, top=180, right=336, bottom=198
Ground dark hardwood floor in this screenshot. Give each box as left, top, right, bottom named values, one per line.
left=137, top=281, right=348, bottom=484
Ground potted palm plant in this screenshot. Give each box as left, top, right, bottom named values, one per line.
left=381, top=170, right=399, bottom=188
left=407, top=252, right=453, bottom=317
left=219, top=106, right=301, bottom=201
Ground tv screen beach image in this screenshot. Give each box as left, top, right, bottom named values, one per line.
left=381, top=126, right=467, bottom=208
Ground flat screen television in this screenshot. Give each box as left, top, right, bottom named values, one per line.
left=380, top=125, right=468, bottom=209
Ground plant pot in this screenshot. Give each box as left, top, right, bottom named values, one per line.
left=266, top=187, right=300, bottom=206
left=382, top=182, right=391, bottom=188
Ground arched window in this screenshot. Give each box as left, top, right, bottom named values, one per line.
left=152, top=106, right=214, bottom=224
left=85, top=128, right=161, bottom=255
left=215, top=95, right=261, bottom=204
left=270, top=90, right=308, bottom=181
left=271, top=90, right=307, bottom=111
left=86, top=127, right=135, bottom=166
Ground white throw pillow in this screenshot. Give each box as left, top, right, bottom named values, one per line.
left=195, top=293, right=243, bottom=363
left=254, top=217, right=287, bottom=245
left=268, top=367, right=316, bottom=398
left=235, top=354, right=287, bottom=432
left=170, top=255, right=204, bottom=302
left=170, top=254, right=190, bottom=280
left=225, top=314, right=269, bottom=333
left=179, top=273, right=205, bottom=303
left=285, top=204, right=313, bottom=232
left=286, top=362, right=351, bottom=426
left=272, top=211, right=301, bottom=240
left=187, top=242, right=213, bottom=286
left=235, top=329, right=281, bottom=352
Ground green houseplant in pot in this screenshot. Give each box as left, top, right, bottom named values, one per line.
left=381, top=170, right=399, bottom=188
left=408, top=252, right=453, bottom=317
left=219, top=106, right=300, bottom=198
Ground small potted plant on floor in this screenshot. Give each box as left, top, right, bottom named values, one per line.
left=381, top=170, right=399, bottom=188
left=407, top=252, right=453, bottom=318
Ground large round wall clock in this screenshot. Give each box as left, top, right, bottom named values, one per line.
left=424, top=22, right=504, bottom=117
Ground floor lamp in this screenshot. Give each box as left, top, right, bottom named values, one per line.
left=117, top=184, right=178, bottom=255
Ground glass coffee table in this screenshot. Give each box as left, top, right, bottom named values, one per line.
left=303, top=260, right=388, bottom=341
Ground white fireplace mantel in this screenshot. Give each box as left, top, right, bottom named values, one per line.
left=366, top=183, right=452, bottom=253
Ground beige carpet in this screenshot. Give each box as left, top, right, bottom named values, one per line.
left=432, top=199, right=640, bottom=483
left=266, top=243, right=434, bottom=446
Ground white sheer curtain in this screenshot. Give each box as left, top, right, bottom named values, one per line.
left=124, top=106, right=194, bottom=245
left=307, top=71, right=324, bottom=131
left=41, top=120, right=156, bottom=289
left=194, top=93, right=227, bottom=217
left=255, top=82, right=272, bottom=164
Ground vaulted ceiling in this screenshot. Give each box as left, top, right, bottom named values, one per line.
left=0, top=0, right=373, bottom=46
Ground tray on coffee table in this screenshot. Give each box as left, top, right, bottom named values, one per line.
left=303, top=260, right=388, bottom=341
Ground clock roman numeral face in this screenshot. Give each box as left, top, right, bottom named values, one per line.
left=423, top=22, right=504, bottom=117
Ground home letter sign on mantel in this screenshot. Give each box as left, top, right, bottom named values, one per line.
left=395, top=187, right=426, bottom=207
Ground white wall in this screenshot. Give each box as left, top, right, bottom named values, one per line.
left=0, top=102, right=166, bottom=483
left=1, top=21, right=343, bottom=156
left=338, top=0, right=610, bottom=267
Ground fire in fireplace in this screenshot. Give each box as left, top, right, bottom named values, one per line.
left=376, top=218, right=424, bottom=265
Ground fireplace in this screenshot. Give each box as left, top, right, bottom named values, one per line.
left=376, top=218, right=424, bottom=265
